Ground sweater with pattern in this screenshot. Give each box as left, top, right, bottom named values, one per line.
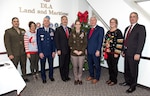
left=24, top=31, right=38, bottom=54
left=103, top=29, right=123, bottom=54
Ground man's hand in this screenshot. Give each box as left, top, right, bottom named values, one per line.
left=134, top=54, right=140, bottom=61
left=95, top=50, right=100, bottom=57
left=9, top=55, right=14, bottom=60
left=57, top=50, right=61, bottom=55
left=52, top=52, right=56, bottom=58
left=39, top=53, right=44, bottom=59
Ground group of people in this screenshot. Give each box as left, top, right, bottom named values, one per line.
left=4, top=12, right=146, bottom=93
left=103, top=12, right=146, bottom=93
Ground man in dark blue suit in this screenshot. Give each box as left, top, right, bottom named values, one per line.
left=86, top=16, right=104, bottom=84
left=37, top=16, right=56, bottom=83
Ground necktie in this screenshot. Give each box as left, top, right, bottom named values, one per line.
left=65, top=27, right=69, bottom=38
left=88, top=28, right=94, bottom=39
left=124, top=25, right=132, bottom=46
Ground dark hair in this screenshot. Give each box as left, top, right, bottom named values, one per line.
left=28, top=21, right=36, bottom=28
left=12, top=17, right=18, bottom=22
left=75, top=20, right=81, bottom=25
left=61, top=15, right=67, bottom=20
left=130, top=12, right=138, bottom=17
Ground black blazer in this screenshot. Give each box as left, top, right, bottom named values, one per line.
left=54, top=26, right=71, bottom=54
left=124, top=23, right=146, bottom=56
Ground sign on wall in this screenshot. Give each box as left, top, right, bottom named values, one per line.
left=0, top=0, right=72, bottom=52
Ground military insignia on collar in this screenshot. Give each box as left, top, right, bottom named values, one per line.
left=21, top=31, right=25, bottom=35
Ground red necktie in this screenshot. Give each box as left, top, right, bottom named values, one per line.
left=65, top=27, right=69, bottom=38
left=88, top=28, right=94, bottom=39
left=124, top=25, right=132, bottom=46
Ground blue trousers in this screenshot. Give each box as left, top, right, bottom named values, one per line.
left=40, top=55, right=53, bottom=80
left=87, top=54, right=101, bottom=80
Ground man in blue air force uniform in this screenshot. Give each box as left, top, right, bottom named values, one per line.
left=37, top=16, right=56, bottom=83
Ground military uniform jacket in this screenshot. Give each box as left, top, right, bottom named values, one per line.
left=4, top=27, right=26, bottom=56
left=37, top=27, right=55, bottom=56
left=69, top=31, right=87, bottom=56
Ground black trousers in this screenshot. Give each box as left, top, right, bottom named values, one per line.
left=59, top=53, right=70, bottom=80
left=106, top=53, right=119, bottom=83
left=124, top=52, right=139, bottom=88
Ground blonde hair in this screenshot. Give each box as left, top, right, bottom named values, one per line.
left=110, top=18, right=118, bottom=25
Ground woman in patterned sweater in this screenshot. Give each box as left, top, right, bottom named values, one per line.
left=103, top=18, right=123, bottom=86
left=24, top=21, right=39, bottom=80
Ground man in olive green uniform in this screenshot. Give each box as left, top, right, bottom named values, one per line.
left=4, top=17, right=29, bottom=82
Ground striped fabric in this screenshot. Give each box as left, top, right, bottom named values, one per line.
left=24, top=31, right=38, bottom=54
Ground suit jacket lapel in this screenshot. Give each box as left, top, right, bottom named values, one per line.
left=60, top=26, right=65, bottom=33
left=67, top=27, right=71, bottom=34
left=60, top=26, right=67, bottom=38
left=12, top=27, right=21, bottom=36
left=130, top=23, right=138, bottom=33
left=124, top=24, right=138, bottom=38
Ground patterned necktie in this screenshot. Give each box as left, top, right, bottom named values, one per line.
left=124, top=25, right=132, bottom=46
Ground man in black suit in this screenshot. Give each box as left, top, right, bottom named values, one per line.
left=54, top=16, right=71, bottom=82
left=120, top=12, right=146, bottom=93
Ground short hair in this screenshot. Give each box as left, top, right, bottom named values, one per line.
left=28, top=21, right=36, bottom=28
left=130, top=12, right=138, bottom=17
left=12, top=17, right=18, bottom=22
left=61, top=15, right=68, bottom=20
left=110, top=18, right=118, bottom=25
left=45, top=15, right=50, bottom=20
left=90, top=16, right=97, bottom=21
